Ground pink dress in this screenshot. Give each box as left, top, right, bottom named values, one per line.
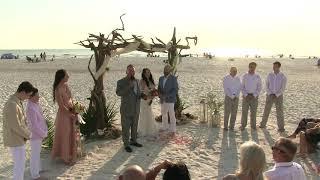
left=51, top=83, right=77, bottom=164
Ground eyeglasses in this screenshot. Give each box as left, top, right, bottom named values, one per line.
left=271, top=146, right=287, bottom=154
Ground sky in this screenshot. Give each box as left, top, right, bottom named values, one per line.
left=0, top=0, right=320, bottom=56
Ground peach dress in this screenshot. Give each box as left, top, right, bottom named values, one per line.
left=51, top=83, right=77, bottom=164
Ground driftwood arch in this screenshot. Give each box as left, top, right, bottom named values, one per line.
left=76, top=14, right=197, bottom=134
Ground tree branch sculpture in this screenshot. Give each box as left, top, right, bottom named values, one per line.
left=76, top=14, right=197, bottom=136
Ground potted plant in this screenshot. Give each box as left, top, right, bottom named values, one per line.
left=206, top=92, right=223, bottom=127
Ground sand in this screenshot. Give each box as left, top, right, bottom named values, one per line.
left=0, top=56, right=319, bottom=179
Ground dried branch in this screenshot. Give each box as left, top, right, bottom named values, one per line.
left=115, top=13, right=126, bottom=32
left=185, top=36, right=198, bottom=46
left=88, top=55, right=97, bottom=83
left=151, top=38, right=156, bottom=45
left=106, top=13, right=126, bottom=40
left=156, top=37, right=166, bottom=45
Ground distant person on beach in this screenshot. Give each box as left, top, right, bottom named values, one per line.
left=51, top=69, right=78, bottom=165
left=40, top=53, right=43, bottom=60
left=158, top=64, right=179, bottom=136
left=43, top=52, right=46, bottom=61
left=116, top=64, right=143, bottom=153
left=138, top=68, right=158, bottom=138
left=259, top=61, right=287, bottom=132
left=240, top=62, right=262, bottom=130
left=26, top=88, right=48, bottom=179
left=223, top=67, right=241, bottom=131
left=2, top=81, right=34, bottom=180
left=265, top=138, right=306, bottom=180
left=223, top=141, right=266, bottom=180
left=317, top=59, right=320, bottom=66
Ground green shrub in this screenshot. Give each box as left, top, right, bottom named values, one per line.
left=42, top=111, right=55, bottom=149
left=80, top=101, right=118, bottom=138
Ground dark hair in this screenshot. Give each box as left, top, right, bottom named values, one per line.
left=17, top=81, right=34, bottom=93
left=141, top=68, right=155, bottom=88
left=30, top=88, right=38, bottom=97
left=53, top=69, right=66, bottom=102
left=277, top=137, right=297, bottom=161
left=273, top=61, right=281, bottom=67
left=249, top=62, right=257, bottom=67
left=163, top=162, right=191, bottom=180
left=127, top=64, right=134, bottom=69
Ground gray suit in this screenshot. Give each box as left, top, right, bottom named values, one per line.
left=116, top=77, right=141, bottom=146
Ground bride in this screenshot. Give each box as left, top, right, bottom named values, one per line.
left=138, top=68, right=158, bottom=137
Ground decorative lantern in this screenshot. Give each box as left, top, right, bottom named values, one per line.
left=209, top=112, right=221, bottom=128
left=199, top=98, right=208, bottom=123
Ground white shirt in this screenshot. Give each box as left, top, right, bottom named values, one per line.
left=163, top=76, right=168, bottom=88
left=266, top=71, right=287, bottom=97
left=223, top=74, right=241, bottom=98
left=241, top=72, right=262, bottom=97
left=133, top=80, right=138, bottom=95
left=265, top=162, right=306, bottom=180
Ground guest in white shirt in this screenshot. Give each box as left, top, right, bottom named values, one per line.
left=265, top=138, right=306, bottom=180
left=223, top=67, right=241, bottom=131
left=240, top=62, right=262, bottom=130
left=260, top=61, right=287, bottom=132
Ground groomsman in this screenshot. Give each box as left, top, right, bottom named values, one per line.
left=2, top=81, right=34, bottom=180
left=223, top=67, right=241, bottom=131
left=260, top=61, right=287, bottom=132
left=240, top=62, right=262, bottom=130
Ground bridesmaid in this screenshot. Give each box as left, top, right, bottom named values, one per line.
left=51, top=69, right=77, bottom=165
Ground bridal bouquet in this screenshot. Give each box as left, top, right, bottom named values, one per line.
left=147, top=89, right=159, bottom=105
left=150, top=89, right=159, bottom=97
left=70, top=101, right=86, bottom=124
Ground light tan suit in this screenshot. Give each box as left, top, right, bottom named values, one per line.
left=2, top=94, right=30, bottom=147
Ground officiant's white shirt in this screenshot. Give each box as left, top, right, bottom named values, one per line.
left=163, top=77, right=168, bottom=88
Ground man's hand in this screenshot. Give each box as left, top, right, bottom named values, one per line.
left=270, top=94, right=276, bottom=99
left=158, top=160, right=173, bottom=170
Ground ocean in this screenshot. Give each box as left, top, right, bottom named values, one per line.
left=0, top=49, right=149, bottom=59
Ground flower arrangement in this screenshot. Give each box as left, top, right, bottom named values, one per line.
left=72, top=101, right=85, bottom=114
left=70, top=101, right=86, bottom=124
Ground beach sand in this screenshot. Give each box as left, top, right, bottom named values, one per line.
left=0, top=56, right=320, bottom=179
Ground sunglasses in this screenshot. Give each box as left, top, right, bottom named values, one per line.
left=271, top=146, right=287, bottom=154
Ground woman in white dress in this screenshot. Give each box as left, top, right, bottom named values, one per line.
left=138, top=68, right=158, bottom=137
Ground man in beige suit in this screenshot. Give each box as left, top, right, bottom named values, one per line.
left=3, top=81, right=34, bottom=180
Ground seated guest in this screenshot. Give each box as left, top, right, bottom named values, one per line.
left=119, top=165, right=146, bottom=180
left=119, top=160, right=190, bottom=180
left=223, top=141, right=266, bottom=180
left=299, top=125, right=320, bottom=154
left=287, top=118, right=320, bottom=138
left=265, top=138, right=306, bottom=180
left=162, top=161, right=191, bottom=180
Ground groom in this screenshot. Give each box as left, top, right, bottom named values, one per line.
left=116, top=64, right=143, bottom=153
left=158, top=64, right=179, bottom=136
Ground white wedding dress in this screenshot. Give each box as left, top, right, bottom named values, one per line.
left=138, top=80, right=158, bottom=137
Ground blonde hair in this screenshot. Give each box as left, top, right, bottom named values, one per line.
left=238, top=141, right=266, bottom=180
